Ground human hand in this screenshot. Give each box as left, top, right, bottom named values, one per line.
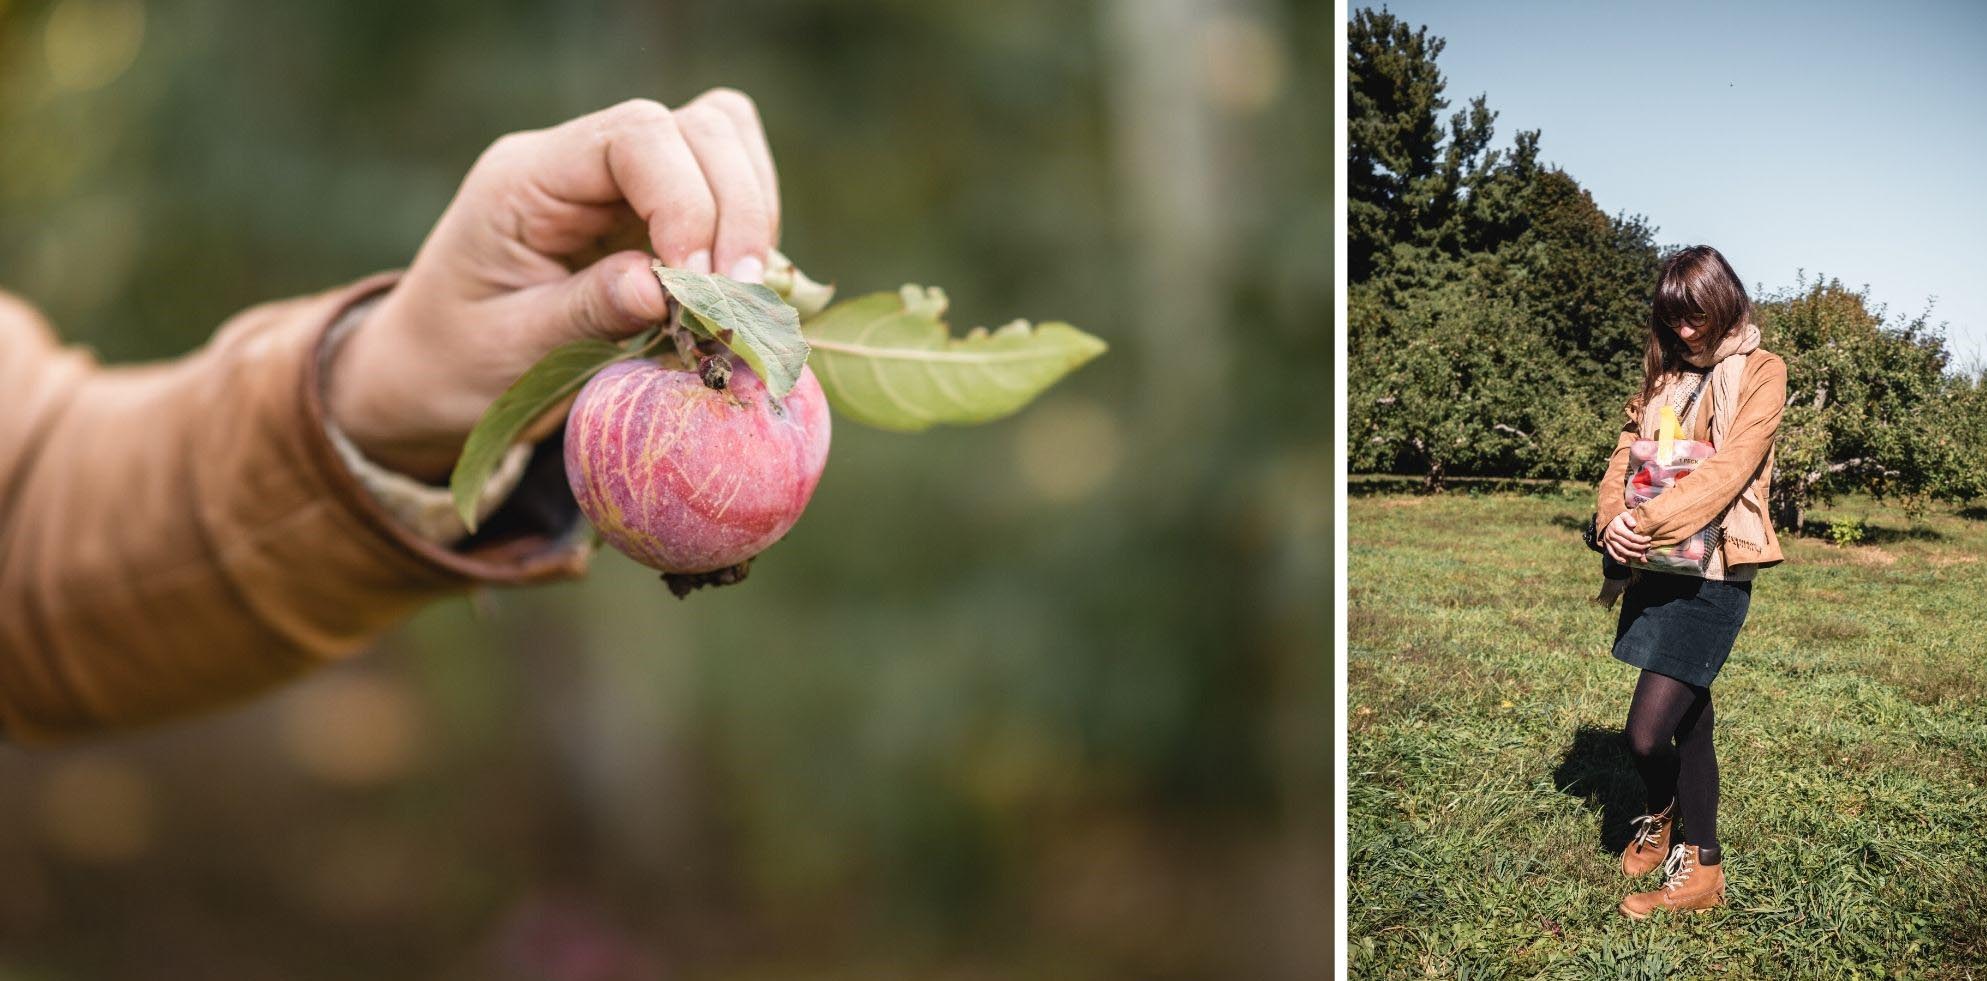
left=1602, top=511, right=1651, bottom=565
left=326, top=91, right=781, bottom=482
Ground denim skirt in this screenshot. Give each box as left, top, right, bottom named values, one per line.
left=1612, top=570, right=1753, bottom=687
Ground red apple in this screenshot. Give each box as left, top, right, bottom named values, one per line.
left=563, top=357, right=830, bottom=576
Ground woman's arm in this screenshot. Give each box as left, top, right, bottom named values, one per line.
left=0, top=283, right=592, bottom=742
left=1594, top=404, right=1640, bottom=534
left=1629, top=354, right=1787, bottom=547
left=0, top=89, right=781, bottom=741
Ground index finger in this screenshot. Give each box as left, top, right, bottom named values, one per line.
left=685, top=88, right=780, bottom=243
left=496, top=99, right=720, bottom=270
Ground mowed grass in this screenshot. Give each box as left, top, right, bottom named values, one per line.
left=1348, top=477, right=1987, bottom=980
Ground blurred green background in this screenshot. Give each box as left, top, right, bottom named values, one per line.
left=0, top=0, right=1328, bottom=977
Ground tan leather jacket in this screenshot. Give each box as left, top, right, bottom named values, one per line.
left=0, top=274, right=591, bottom=743
left=1595, top=349, right=1788, bottom=569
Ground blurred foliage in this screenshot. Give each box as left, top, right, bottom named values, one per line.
left=0, top=0, right=1328, bottom=978
left=1347, top=6, right=1987, bottom=516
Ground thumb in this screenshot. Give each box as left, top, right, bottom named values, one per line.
left=510, top=251, right=669, bottom=445
left=539, top=250, right=672, bottom=347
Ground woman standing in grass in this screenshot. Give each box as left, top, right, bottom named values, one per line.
left=1594, top=245, right=1787, bottom=919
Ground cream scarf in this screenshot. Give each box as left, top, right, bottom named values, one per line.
left=1636, top=321, right=1771, bottom=559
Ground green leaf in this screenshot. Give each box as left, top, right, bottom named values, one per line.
left=450, top=338, right=629, bottom=531
left=680, top=310, right=717, bottom=340
left=651, top=260, right=810, bottom=399
left=803, top=285, right=1107, bottom=432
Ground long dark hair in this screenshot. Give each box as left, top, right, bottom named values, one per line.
left=1634, top=245, right=1752, bottom=413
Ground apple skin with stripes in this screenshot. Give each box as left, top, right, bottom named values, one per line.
left=563, top=358, right=831, bottom=574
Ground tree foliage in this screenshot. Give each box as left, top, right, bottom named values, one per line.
left=1348, top=6, right=1981, bottom=521
left=1350, top=267, right=1544, bottom=488
left=1761, top=276, right=1984, bottom=526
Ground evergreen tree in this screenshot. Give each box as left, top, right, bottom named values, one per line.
left=1348, top=7, right=1652, bottom=484
left=1350, top=7, right=1495, bottom=281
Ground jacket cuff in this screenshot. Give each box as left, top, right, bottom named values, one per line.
left=316, top=295, right=535, bottom=546
left=1626, top=502, right=1683, bottom=548
left=298, top=274, right=593, bottom=585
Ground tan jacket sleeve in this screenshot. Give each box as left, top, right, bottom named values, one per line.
left=0, top=274, right=592, bottom=743
left=1629, top=354, right=1787, bottom=547
left=1594, top=400, right=1641, bottom=535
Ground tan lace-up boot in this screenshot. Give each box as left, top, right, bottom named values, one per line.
left=1620, top=843, right=1726, bottom=920
left=1620, top=800, right=1674, bottom=877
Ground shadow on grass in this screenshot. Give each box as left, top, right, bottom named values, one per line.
left=1547, top=513, right=1594, bottom=537
left=1798, top=516, right=1947, bottom=545
left=1551, top=723, right=1648, bottom=855
left=1347, top=475, right=1433, bottom=497
left=1349, top=474, right=1581, bottom=498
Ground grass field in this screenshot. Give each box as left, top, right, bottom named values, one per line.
left=1348, top=477, right=1987, bottom=979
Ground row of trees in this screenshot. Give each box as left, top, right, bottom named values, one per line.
left=1348, top=7, right=1987, bottom=528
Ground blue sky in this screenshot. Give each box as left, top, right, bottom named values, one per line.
left=1362, top=0, right=1987, bottom=369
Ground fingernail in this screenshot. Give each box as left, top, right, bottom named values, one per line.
left=686, top=250, right=712, bottom=274
left=730, top=255, right=764, bottom=284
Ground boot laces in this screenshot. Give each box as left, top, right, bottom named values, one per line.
left=1659, top=844, right=1695, bottom=892
left=1628, top=810, right=1668, bottom=849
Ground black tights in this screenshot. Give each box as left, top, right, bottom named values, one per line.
left=1623, top=670, right=1721, bottom=864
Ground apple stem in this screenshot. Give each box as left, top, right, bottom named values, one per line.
left=666, top=305, right=700, bottom=370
